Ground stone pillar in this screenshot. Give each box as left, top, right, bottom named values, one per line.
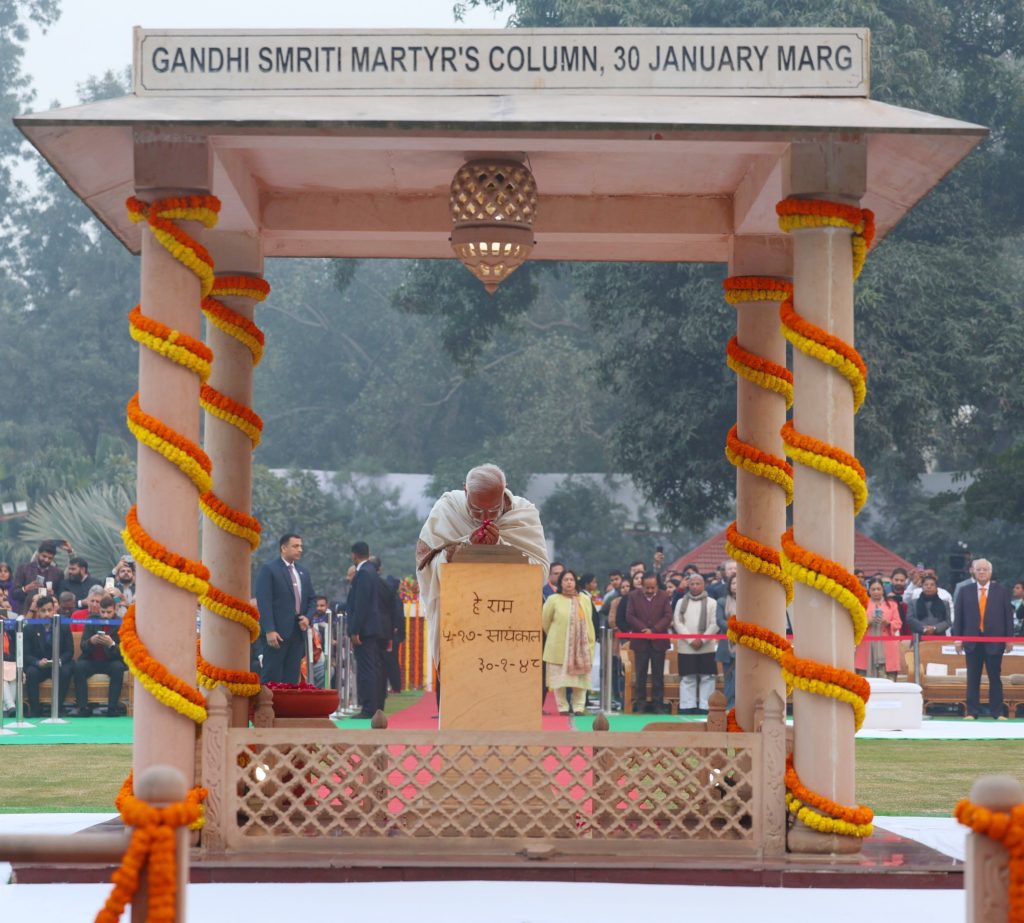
left=132, top=134, right=212, bottom=789
left=728, top=236, right=791, bottom=732
left=201, top=232, right=264, bottom=728
left=785, top=140, right=867, bottom=854
left=964, top=775, right=1022, bottom=923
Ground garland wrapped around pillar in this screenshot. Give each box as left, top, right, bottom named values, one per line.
left=777, top=198, right=875, bottom=841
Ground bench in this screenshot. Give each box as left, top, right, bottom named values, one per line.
left=36, top=673, right=133, bottom=715
left=622, top=643, right=724, bottom=713
left=916, top=641, right=1024, bottom=716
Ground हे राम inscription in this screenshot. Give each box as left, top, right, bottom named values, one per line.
left=133, top=28, right=869, bottom=97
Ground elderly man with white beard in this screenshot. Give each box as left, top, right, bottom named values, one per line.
left=672, top=572, right=719, bottom=714
left=416, top=463, right=549, bottom=681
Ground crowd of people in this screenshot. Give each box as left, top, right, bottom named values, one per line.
left=5, top=492, right=1024, bottom=726
left=1, top=540, right=135, bottom=718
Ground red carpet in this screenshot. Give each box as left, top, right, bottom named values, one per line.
left=380, top=691, right=572, bottom=730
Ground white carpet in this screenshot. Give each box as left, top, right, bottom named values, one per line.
left=857, top=718, right=1024, bottom=740
left=0, top=814, right=971, bottom=922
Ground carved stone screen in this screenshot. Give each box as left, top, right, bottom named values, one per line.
left=439, top=561, right=544, bottom=731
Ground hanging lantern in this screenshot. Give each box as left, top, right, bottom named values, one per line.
left=449, top=159, right=538, bottom=294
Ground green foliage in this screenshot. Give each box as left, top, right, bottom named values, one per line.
left=251, top=466, right=422, bottom=600
left=540, top=475, right=667, bottom=577
left=18, top=482, right=133, bottom=573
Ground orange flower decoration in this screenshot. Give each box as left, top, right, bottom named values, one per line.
left=786, top=754, right=874, bottom=826
left=97, top=771, right=207, bottom=923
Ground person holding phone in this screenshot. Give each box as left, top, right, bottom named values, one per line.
left=11, top=541, right=64, bottom=614
left=73, top=595, right=127, bottom=717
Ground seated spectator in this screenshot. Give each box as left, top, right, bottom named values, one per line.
left=70, top=587, right=105, bottom=634
left=12, top=541, right=64, bottom=614
left=2, top=594, right=15, bottom=717
left=0, top=561, right=14, bottom=602
left=673, top=572, right=718, bottom=714
left=58, top=556, right=92, bottom=602
left=73, top=596, right=127, bottom=717
left=906, top=575, right=952, bottom=638
left=22, top=594, right=74, bottom=717
left=855, top=578, right=902, bottom=680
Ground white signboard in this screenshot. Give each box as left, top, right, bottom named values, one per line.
left=133, top=28, right=869, bottom=97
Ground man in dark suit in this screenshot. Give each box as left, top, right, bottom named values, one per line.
left=23, top=594, right=74, bottom=717
left=255, top=533, right=316, bottom=685
left=74, top=596, right=127, bottom=717
left=625, top=572, right=673, bottom=713
left=346, top=541, right=387, bottom=718
left=954, top=558, right=1014, bottom=719
left=371, top=555, right=405, bottom=694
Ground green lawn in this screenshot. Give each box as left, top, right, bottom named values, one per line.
left=1, top=737, right=1021, bottom=815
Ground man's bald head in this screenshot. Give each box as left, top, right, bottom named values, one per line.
left=973, top=558, right=993, bottom=584
left=465, top=463, right=508, bottom=523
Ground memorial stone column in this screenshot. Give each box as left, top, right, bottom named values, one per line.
left=726, top=236, right=792, bottom=732
left=131, top=134, right=213, bottom=789
left=784, top=140, right=867, bottom=854
left=200, top=232, right=267, bottom=728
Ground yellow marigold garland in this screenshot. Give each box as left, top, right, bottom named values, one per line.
left=125, top=394, right=213, bottom=494
left=127, top=195, right=219, bottom=297
left=775, top=199, right=875, bottom=280
left=119, top=605, right=208, bottom=726
left=776, top=197, right=874, bottom=838
left=955, top=798, right=1024, bottom=922
left=196, top=642, right=261, bottom=697
left=122, top=506, right=210, bottom=598
left=780, top=300, right=867, bottom=412
left=199, top=384, right=264, bottom=448
left=123, top=194, right=220, bottom=729
left=198, top=271, right=270, bottom=697
left=725, top=425, right=794, bottom=504
left=722, top=275, right=793, bottom=304
left=782, top=419, right=868, bottom=515
left=199, top=585, right=261, bottom=642
left=726, top=337, right=794, bottom=408
left=724, top=522, right=794, bottom=604
left=96, top=772, right=207, bottom=923
left=727, top=615, right=792, bottom=666
left=722, top=275, right=798, bottom=734
left=128, top=306, right=212, bottom=383
left=198, top=491, right=261, bottom=550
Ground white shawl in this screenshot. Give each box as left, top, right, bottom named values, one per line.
left=416, top=488, right=549, bottom=665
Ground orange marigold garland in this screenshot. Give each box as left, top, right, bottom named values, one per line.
left=96, top=772, right=207, bottom=923
left=722, top=275, right=796, bottom=709
left=123, top=194, right=220, bottom=728
left=955, top=798, right=1024, bottom=922
left=776, top=196, right=874, bottom=838
left=197, top=271, right=270, bottom=698
left=786, top=754, right=874, bottom=838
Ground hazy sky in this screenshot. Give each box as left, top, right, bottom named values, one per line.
left=23, top=0, right=505, bottom=109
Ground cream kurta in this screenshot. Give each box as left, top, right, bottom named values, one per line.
left=416, top=488, right=549, bottom=665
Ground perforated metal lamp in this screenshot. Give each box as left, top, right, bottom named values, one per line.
left=449, top=159, right=538, bottom=293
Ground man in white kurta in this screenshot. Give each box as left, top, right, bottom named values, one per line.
left=415, top=464, right=549, bottom=671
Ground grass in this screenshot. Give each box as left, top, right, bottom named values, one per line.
left=856, top=739, right=1024, bottom=816
left=1, top=724, right=1021, bottom=817
left=1, top=745, right=132, bottom=812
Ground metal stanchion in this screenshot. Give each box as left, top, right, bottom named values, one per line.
left=913, top=632, right=921, bottom=686
left=322, top=615, right=333, bottom=690
left=10, top=617, right=34, bottom=728
left=601, top=625, right=613, bottom=714
left=331, top=612, right=346, bottom=718
left=41, top=610, right=68, bottom=725
left=1, top=615, right=16, bottom=736
left=305, top=623, right=315, bottom=684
